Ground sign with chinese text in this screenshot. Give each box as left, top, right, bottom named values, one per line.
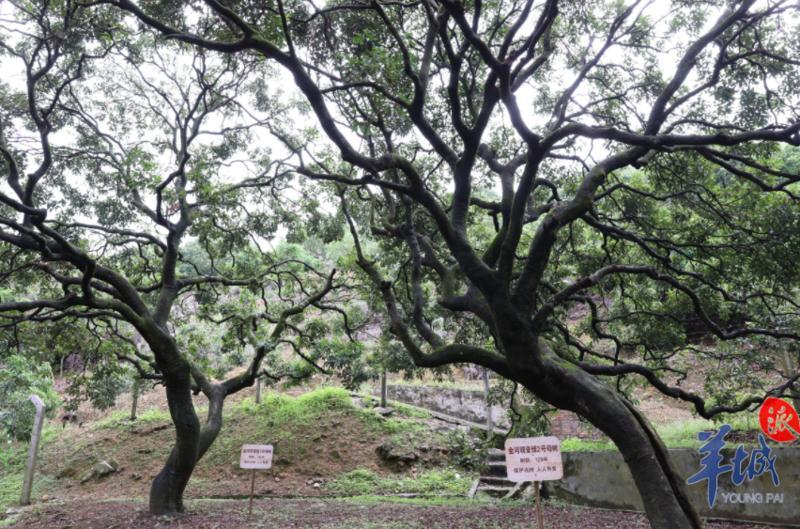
left=687, top=424, right=780, bottom=508
left=240, top=444, right=273, bottom=470
left=759, top=397, right=799, bottom=443
left=505, top=436, right=563, bottom=482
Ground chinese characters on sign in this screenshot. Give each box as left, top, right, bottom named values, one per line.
left=239, top=444, right=273, bottom=470
left=505, top=436, right=563, bottom=482
left=758, top=397, right=800, bottom=444
left=686, top=424, right=780, bottom=508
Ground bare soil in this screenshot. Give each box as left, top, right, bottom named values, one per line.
left=7, top=497, right=789, bottom=529
left=38, top=390, right=452, bottom=503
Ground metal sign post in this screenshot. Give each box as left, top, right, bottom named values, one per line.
left=21, top=395, right=46, bottom=506
left=240, top=444, right=273, bottom=520
left=534, top=481, right=544, bottom=529
left=248, top=469, right=256, bottom=518
left=504, top=436, right=563, bottom=529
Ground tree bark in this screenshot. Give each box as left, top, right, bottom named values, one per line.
left=515, top=341, right=703, bottom=529
left=149, top=379, right=227, bottom=515
left=148, top=364, right=201, bottom=514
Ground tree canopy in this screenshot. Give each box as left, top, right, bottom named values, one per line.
left=2, top=1, right=800, bottom=527
left=0, top=1, right=361, bottom=514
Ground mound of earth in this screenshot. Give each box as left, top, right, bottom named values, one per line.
left=33, top=388, right=459, bottom=504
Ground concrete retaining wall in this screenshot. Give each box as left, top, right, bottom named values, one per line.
left=547, top=448, right=800, bottom=526
left=379, top=384, right=602, bottom=439
left=380, top=384, right=509, bottom=428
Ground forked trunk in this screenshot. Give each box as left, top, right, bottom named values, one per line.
left=148, top=371, right=200, bottom=515
left=149, top=383, right=226, bottom=515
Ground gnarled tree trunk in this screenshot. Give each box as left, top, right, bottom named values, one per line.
left=511, top=340, right=703, bottom=529
left=148, top=374, right=228, bottom=515
left=148, top=369, right=201, bottom=514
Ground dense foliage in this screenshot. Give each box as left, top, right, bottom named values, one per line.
left=0, top=355, right=59, bottom=441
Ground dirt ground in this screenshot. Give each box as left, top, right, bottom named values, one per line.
left=6, top=498, right=791, bottom=529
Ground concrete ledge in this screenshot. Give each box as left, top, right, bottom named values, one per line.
left=546, top=448, right=800, bottom=526
left=374, top=384, right=510, bottom=428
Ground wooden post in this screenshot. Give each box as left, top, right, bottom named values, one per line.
left=130, top=379, right=140, bottom=421
left=534, top=481, right=544, bottom=529
left=255, top=377, right=262, bottom=404
left=380, top=369, right=387, bottom=408
left=248, top=469, right=256, bottom=518
left=21, top=395, right=45, bottom=506
left=482, top=368, right=493, bottom=435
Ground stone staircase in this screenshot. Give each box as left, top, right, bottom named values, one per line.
left=467, top=448, right=526, bottom=499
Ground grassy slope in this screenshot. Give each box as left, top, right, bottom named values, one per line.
left=1, top=430, right=58, bottom=514
left=0, top=388, right=471, bottom=513
left=1, top=385, right=765, bottom=514
left=561, top=415, right=762, bottom=452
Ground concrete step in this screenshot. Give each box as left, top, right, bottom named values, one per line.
left=477, top=485, right=515, bottom=492
left=474, top=481, right=526, bottom=499
left=485, top=460, right=508, bottom=477
left=468, top=448, right=526, bottom=500
left=479, top=475, right=512, bottom=484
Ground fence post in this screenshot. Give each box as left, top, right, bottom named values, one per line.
left=380, top=369, right=388, bottom=408
left=482, top=368, right=493, bottom=435
left=130, top=378, right=140, bottom=421
left=21, top=395, right=45, bottom=506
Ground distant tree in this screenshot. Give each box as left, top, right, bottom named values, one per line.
left=105, top=1, right=800, bottom=527
left=0, top=3, right=355, bottom=514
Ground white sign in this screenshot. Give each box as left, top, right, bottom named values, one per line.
left=505, top=436, right=563, bottom=482
left=240, top=444, right=273, bottom=470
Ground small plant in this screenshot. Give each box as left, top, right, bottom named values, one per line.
left=327, top=468, right=382, bottom=496
left=327, top=468, right=473, bottom=496
left=446, top=430, right=488, bottom=472
left=0, top=433, right=56, bottom=512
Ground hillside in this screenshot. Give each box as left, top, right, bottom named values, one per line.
left=1, top=388, right=477, bottom=517
left=1, top=385, right=786, bottom=529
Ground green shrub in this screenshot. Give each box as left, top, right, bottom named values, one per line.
left=0, top=355, right=60, bottom=440
left=445, top=430, right=488, bottom=472
left=238, top=387, right=352, bottom=419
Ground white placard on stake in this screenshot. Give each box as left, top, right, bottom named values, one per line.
left=505, top=436, right=562, bottom=529
left=240, top=444, right=273, bottom=470
left=504, top=436, right=563, bottom=482
left=241, top=444, right=274, bottom=519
